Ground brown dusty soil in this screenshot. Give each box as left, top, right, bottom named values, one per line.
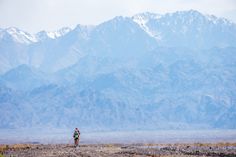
left=1, top=143, right=236, bottom=157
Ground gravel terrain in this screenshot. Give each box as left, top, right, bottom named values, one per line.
left=1, top=143, right=236, bottom=157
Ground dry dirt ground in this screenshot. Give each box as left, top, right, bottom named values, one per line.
left=1, top=143, right=236, bottom=157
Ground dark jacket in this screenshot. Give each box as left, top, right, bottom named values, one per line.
left=73, top=130, right=80, bottom=139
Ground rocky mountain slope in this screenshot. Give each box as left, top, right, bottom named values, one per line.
left=0, top=10, right=236, bottom=130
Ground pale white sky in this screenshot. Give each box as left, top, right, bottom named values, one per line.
left=0, top=0, right=236, bottom=33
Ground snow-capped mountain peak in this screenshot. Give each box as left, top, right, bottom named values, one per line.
left=47, top=27, right=71, bottom=39
left=0, top=27, right=37, bottom=44
left=36, top=27, right=71, bottom=41
left=131, top=10, right=236, bottom=42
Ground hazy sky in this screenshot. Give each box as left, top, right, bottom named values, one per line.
left=0, top=0, right=236, bottom=33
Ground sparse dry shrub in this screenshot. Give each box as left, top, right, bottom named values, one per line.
left=11, top=144, right=31, bottom=150
left=0, top=145, right=8, bottom=154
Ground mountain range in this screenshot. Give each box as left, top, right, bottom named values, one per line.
left=0, top=10, right=236, bottom=130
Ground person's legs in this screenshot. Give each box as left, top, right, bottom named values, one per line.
left=74, top=139, right=78, bottom=147
left=76, top=138, right=78, bottom=146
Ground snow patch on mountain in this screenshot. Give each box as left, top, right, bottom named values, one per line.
left=46, top=27, right=71, bottom=39
left=36, top=27, right=71, bottom=41
left=132, top=12, right=162, bottom=40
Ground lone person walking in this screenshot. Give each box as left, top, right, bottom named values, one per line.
left=73, top=128, right=80, bottom=147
